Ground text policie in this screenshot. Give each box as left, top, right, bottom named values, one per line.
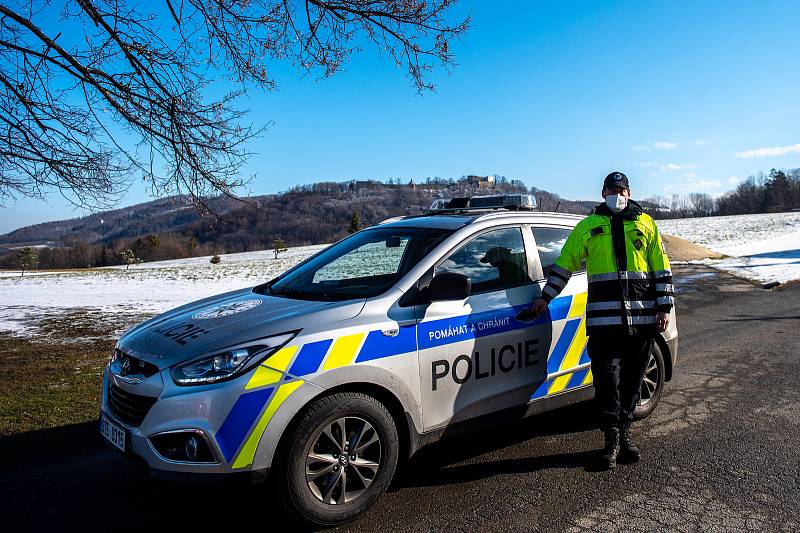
left=431, top=339, right=540, bottom=391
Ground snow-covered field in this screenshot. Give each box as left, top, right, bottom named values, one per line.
left=0, top=245, right=327, bottom=337
left=659, top=211, right=800, bottom=285
left=1, top=211, right=798, bottom=338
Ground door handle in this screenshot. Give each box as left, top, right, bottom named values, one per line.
left=516, top=308, right=537, bottom=323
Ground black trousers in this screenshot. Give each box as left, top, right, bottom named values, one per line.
left=587, top=333, right=654, bottom=428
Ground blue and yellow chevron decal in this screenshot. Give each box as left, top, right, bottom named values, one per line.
left=216, top=292, right=593, bottom=466
left=531, top=292, right=593, bottom=400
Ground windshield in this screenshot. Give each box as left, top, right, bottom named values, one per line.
left=265, top=227, right=453, bottom=301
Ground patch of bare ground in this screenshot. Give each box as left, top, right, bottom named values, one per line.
left=0, top=311, right=128, bottom=435
left=662, top=233, right=725, bottom=261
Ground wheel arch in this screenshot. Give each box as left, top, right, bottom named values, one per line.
left=656, top=334, right=674, bottom=382
left=313, top=382, right=420, bottom=461
left=252, top=364, right=424, bottom=471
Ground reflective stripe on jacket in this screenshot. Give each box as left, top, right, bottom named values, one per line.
left=541, top=200, right=674, bottom=336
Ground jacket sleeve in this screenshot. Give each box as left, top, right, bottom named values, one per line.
left=648, top=223, right=674, bottom=312
left=540, top=225, right=587, bottom=304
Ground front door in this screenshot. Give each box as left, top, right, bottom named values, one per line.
left=416, top=226, right=549, bottom=431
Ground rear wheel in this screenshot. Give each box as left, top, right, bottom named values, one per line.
left=274, top=392, right=399, bottom=527
left=633, top=341, right=665, bottom=419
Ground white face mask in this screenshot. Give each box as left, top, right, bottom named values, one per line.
left=606, top=193, right=628, bottom=212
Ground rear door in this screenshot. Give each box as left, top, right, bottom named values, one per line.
left=416, top=225, right=549, bottom=431
left=529, top=225, right=592, bottom=399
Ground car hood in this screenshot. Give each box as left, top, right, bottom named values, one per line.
left=118, top=288, right=365, bottom=368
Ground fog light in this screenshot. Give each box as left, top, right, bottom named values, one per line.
left=149, top=431, right=216, bottom=463
left=185, top=435, right=198, bottom=460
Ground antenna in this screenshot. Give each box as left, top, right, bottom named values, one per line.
left=554, top=201, right=561, bottom=213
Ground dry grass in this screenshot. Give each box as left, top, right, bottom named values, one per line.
left=0, top=316, right=118, bottom=436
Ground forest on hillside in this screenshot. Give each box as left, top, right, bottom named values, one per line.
left=643, top=168, right=800, bottom=218
left=2, top=169, right=798, bottom=271
left=2, top=176, right=577, bottom=269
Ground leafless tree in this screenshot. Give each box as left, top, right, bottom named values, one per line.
left=0, top=1, right=469, bottom=211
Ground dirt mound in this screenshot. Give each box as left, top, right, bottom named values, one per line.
left=662, top=234, right=725, bottom=261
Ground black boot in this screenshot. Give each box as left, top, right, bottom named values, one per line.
left=619, top=422, right=640, bottom=463
left=599, top=427, right=619, bottom=470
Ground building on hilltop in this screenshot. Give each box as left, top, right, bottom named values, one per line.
left=467, top=175, right=496, bottom=190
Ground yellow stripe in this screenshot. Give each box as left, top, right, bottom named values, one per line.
left=262, top=345, right=298, bottom=373
left=548, top=372, right=573, bottom=395
left=568, top=292, right=588, bottom=318
left=582, top=369, right=593, bottom=385
left=559, top=319, right=587, bottom=372
left=321, top=333, right=364, bottom=371
left=548, top=318, right=588, bottom=394
left=232, top=380, right=303, bottom=469
left=245, top=365, right=283, bottom=390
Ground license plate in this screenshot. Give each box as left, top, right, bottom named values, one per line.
left=100, top=413, right=127, bottom=452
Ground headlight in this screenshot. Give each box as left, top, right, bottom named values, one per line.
left=171, top=332, right=296, bottom=386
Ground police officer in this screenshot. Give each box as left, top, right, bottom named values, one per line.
left=529, top=172, right=673, bottom=469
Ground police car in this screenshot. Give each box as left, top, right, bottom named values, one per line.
left=101, top=194, right=678, bottom=526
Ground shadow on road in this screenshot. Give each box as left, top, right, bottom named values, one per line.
left=0, top=401, right=602, bottom=531
left=394, top=401, right=604, bottom=490
left=0, top=421, right=312, bottom=532
left=718, top=315, right=800, bottom=321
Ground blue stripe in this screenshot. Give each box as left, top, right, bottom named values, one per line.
left=216, top=387, right=274, bottom=462
left=549, top=295, right=573, bottom=321
left=418, top=295, right=573, bottom=351
left=547, top=318, right=581, bottom=374
left=356, top=324, right=417, bottom=363
left=531, top=379, right=552, bottom=400
left=567, top=367, right=589, bottom=389
left=578, top=344, right=590, bottom=365
left=287, top=339, right=332, bottom=377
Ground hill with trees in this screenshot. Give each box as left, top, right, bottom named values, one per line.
left=643, top=169, right=800, bottom=218
left=0, top=176, right=591, bottom=269
left=2, top=168, right=797, bottom=271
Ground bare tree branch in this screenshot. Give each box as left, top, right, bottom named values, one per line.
left=0, top=0, right=469, bottom=213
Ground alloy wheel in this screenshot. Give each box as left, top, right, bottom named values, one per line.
left=638, top=352, right=660, bottom=406
left=305, top=416, right=382, bottom=504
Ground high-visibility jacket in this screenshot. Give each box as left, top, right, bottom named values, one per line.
left=541, top=200, right=674, bottom=336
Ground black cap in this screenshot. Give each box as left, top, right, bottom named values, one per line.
left=603, top=171, right=630, bottom=191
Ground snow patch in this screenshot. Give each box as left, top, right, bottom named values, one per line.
left=660, top=212, right=800, bottom=285
left=0, top=243, right=326, bottom=335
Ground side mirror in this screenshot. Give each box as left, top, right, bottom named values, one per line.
left=385, top=236, right=402, bottom=248
left=427, top=272, right=471, bottom=301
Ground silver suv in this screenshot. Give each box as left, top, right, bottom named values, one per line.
left=100, top=195, right=678, bottom=526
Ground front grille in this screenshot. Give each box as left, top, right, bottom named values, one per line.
left=114, top=350, right=160, bottom=378
left=107, top=381, right=158, bottom=427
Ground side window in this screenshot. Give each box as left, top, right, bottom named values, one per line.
left=532, top=227, right=583, bottom=278
left=436, top=227, right=529, bottom=294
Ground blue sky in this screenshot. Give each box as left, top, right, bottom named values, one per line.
left=3, top=0, right=800, bottom=233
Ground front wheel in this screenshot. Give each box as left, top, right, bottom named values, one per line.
left=633, top=341, right=665, bottom=419
left=274, top=392, right=399, bottom=527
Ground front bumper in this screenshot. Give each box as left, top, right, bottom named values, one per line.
left=100, top=366, right=309, bottom=475
left=101, top=368, right=233, bottom=474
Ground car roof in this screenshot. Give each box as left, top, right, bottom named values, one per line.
left=378, top=211, right=585, bottom=230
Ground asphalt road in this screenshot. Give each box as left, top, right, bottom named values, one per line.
left=2, top=266, right=799, bottom=532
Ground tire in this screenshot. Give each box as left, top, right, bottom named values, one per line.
left=273, top=392, right=399, bottom=527
left=633, top=340, right=665, bottom=420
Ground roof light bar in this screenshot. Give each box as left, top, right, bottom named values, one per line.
left=428, top=194, right=536, bottom=212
